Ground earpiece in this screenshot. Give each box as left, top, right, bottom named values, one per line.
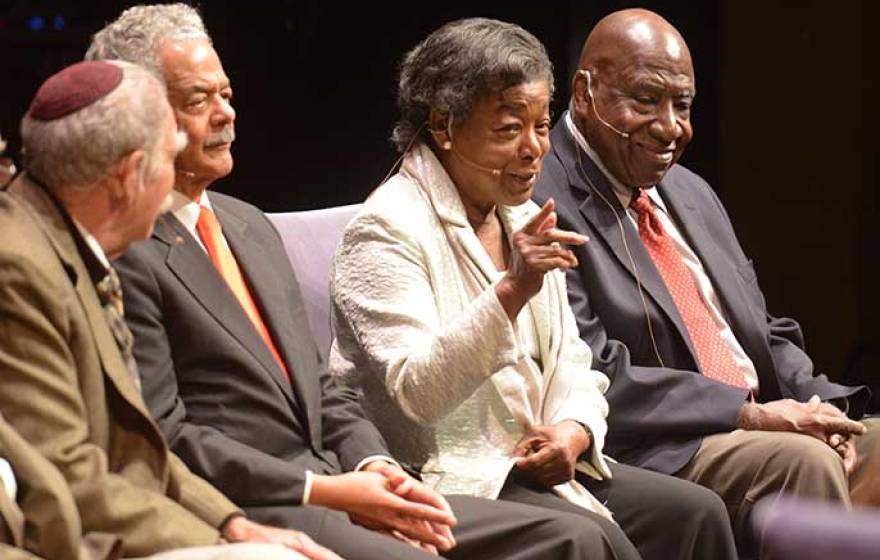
left=579, top=69, right=595, bottom=103
left=574, top=147, right=665, bottom=368
left=432, top=114, right=501, bottom=177
left=578, top=69, right=631, bottom=140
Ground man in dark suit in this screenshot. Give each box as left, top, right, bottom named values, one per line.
left=99, top=5, right=613, bottom=560
left=0, top=60, right=333, bottom=559
left=533, top=7, right=877, bottom=556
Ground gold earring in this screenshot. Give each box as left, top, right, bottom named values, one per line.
left=441, top=141, right=452, bottom=150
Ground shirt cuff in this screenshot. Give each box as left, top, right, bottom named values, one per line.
left=0, top=459, right=16, bottom=501
left=353, top=455, right=400, bottom=473
left=302, top=470, right=314, bottom=505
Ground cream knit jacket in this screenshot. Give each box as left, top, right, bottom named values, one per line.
left=330, top=144, right=614, bottom=517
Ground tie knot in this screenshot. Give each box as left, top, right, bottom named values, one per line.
left=95, top=267, right=120, bottom=296
left=96, top=267, right=124, bottom=315
left=196, top=205, right=223, bottom=245
left=197, top=205, right=220, bottom=230
left=629, top=188, right=653, bottom=217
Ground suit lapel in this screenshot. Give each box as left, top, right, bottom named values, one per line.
left=154, top=213, right=301, bottom=414
left=213, top=202, right=317, bottom=436
left=553, top=123, right=697, bottom=361
left=659, top=181, right=776, bottom=383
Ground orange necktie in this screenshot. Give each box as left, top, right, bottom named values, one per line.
left=630, top=189, right=748, bottom=389
left=196, top=206, right=290, bottom=382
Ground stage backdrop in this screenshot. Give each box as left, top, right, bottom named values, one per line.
left=0, top=0, right=875, bottom=407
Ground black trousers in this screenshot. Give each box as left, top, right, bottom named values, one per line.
left=500, top=462, right=739, bottom=560
left=246, top=463, right=736, bottom=560
left=249, top=491, right=639, bottom=560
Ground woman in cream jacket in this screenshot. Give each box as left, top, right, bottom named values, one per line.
left=330, top=17, right=735, bottom=560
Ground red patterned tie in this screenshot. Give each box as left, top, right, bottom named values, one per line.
left=630, top=189, right=748, bottom=389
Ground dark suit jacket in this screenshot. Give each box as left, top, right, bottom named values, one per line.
left=0, top=177, right=239, bottom=557
left=115, top=192, right=390, bottom=528
left=533, top=116, right=869, bottom=475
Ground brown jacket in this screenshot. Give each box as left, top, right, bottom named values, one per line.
left=0, top=412, right=120, bottom=559
left=0, top=176, right=240, bottom=557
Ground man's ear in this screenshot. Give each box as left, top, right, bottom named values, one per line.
left=108, top=150, right=147, bottom=209
left=571, top=69, right=592, bottom=119
left=427, top=109, right=452, bottom=150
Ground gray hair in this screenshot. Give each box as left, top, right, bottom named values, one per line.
left=392, top=17, right=554, bottom=152
left=21, top=61, right=171, bottom=191
left=85, top=3, right=209, bottom=72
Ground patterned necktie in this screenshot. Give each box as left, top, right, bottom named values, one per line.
left=196, top=206, right=291, bottom=382
left=95, top=267, right=141, bottom=393
left=630, top=189, right=748, bottom=389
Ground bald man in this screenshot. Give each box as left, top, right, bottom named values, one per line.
left=533, top=8, right=876, bottom=557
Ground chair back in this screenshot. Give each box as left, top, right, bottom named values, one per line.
left=267, top=204, right=361, bottom=361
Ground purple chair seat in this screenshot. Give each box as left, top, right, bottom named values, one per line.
left=753, top=495, right=880, bottom=559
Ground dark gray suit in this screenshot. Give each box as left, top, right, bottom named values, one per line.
left=116, top=193, right=385, bottom=513
left=533, top=116, right=869, bottom=475
left=116, top=192, right=630, bottom=560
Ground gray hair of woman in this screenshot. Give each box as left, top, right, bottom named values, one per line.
left=392, top=17, right=554, bottom=153
left=20, top=61, right=172, bottom=192
left=85, top=3, right=209, bottom=72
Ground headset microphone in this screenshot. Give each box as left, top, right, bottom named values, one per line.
left=436, top=114, right=502, bottom=178
left=580, top=70, right=631, bottom=140
left=450, top=142, right=502, bottom=177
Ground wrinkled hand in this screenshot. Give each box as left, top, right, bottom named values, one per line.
left=738, top=397, right=866, bottom=444
left=496, top=199, right=588, bottom=321
left=827, top=432, right=858, bottom=475
left=309, top=470, right=456, bottom=551
left=814, top=398, right=860, bottom=474
left=362, top=461, right=456, bottom=554
left=512, top=421, right=591, bottom=488
left=222, top=516, right=343, bottom=560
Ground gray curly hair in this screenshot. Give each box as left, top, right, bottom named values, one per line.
left=392, top=18, right=554, bottom=152
left=21, top=61, right=170, bottom=191
left=85, top=3, right=209, bottom=72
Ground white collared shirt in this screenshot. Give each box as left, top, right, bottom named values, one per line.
left=0, top=459, right=16, bottom=501
left=168, top=189, right=224, bottom=254
left=565, top=113, right=759, bottom=392
left=72, top=218, right=110, bottom=271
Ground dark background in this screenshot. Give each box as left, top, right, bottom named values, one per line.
left=1, top=1, right=876, bottom=409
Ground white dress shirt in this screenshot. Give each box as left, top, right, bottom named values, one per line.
left=72, top=218, right=110, bottom=271
left=565, top=113, right=759, bottom=392
left=0, top=459, right=16, bottom=501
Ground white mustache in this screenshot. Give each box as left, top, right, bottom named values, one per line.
left=205, top=127, right=235, bottom=148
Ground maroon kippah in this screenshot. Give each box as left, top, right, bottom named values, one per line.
left=28, top=61, right=123, bottom=121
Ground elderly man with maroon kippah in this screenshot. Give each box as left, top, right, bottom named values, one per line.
left=0, top=60, right=339, bottom=560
